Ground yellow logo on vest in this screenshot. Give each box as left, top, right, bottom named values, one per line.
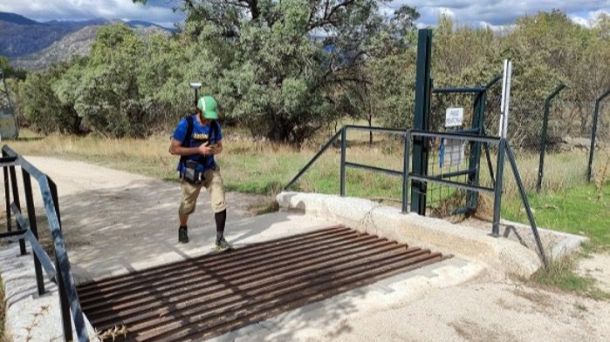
left=192, top=133, right=209, bottom=141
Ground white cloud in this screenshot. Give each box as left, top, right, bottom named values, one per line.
left=0, top=0, right=184, bottom=27
left=569, top=9, right=610, bottom=28
left=388, top=0, right=610, bottom=27
left=1, top=0, right=609, bottom=29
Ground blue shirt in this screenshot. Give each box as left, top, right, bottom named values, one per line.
left=172, top=115, right=223, bottom=174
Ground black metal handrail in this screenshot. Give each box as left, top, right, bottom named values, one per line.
left=1, top=145, right=88, bottom=342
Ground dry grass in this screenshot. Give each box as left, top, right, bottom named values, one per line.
left=478, top=148, right=606, bottom=199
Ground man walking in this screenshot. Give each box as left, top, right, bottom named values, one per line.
left=169, top=95, right=232, bottom=251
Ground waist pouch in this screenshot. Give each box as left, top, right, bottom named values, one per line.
left=183, top=160, right=205, bottom=185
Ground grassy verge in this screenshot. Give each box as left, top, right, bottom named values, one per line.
left=503, top=183, right=610, bottom=250
left=523, top=254, right=610, bottom=300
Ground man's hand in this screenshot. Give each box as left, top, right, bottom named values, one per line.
left=198, top=144, right=214, bottom=155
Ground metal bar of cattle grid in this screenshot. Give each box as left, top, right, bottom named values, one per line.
left=77, top=227, right=446, bottom=341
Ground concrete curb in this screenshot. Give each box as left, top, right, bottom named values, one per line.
left=277, top=192, right=587, bottom=277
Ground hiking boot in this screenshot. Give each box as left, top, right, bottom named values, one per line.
left=178, top=226, right=189, bottom=243
left=215, top=236, right=233, bottom=251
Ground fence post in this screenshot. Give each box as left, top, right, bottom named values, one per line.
left=8, top=165, right=26, bottom=255
left=491, top=138, right=506, bottom=237
left=587, top=89, right=610, bottom=182
left=536, top=84, right=566, bottom=192
left=22, top=170, right=45, bottom=295
left=340, top=127, right=347, bottom=196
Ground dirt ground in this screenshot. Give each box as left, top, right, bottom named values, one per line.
left=4, top=156, right=610, bottom=341
left=326, top=275, right=610, bottom=342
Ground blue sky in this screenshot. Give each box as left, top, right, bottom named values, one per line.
left=0, top=0, right=608, bottom=29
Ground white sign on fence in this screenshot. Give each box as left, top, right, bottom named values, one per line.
left=445, top=107, right=464, bottom=127
left=440, top=138, right=465, bottom=168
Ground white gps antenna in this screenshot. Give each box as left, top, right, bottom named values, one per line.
left=190, top=82, right=202, bottom=106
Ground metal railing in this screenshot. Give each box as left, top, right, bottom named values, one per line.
left=1, top=146, right=88, bottom=342
left=285, top=126, right=548, bottom=268
left=285, top=125, right=411, bottom=211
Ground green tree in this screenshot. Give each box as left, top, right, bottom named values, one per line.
left=0, top=55, right=27, bottom=80
left=18, top=66, right=80, bottom=134
left=136, top=0, right=393, bottom=145
left=75, top=24, right=151, bottom=137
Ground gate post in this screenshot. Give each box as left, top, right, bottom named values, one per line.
left=410, top=29, right=433, bottom=215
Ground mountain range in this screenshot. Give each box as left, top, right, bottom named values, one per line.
left=0, top=12, right=173, bottom=71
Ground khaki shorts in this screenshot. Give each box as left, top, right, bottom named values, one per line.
left=179, top=166, right=226, bottom=216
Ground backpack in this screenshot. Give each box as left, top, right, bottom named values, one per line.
left=179, top=115, right=220, bottom=167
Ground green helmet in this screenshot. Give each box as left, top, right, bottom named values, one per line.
left=197, top=95, right=219, bottom=120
